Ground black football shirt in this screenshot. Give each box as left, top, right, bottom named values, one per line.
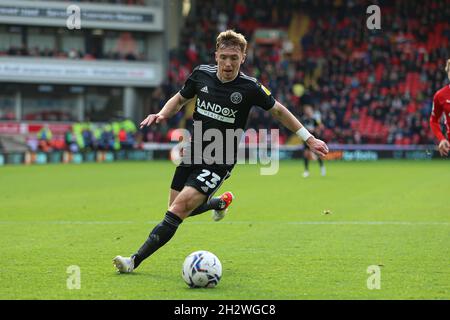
left=179, top=64, right=276, bottom=170
left=301, top=117, right=320, bottom=135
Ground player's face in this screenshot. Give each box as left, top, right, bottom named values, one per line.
left=215, top=46, right=246, bottom=82
left=304, top=106, right=314, bottom=117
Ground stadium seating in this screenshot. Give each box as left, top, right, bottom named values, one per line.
left=142, top=0, right=449, bottom=145
left=1, top=0, right=448, bottom=148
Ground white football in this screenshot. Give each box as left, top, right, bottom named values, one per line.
left=182, top=250, right=222, bottom=288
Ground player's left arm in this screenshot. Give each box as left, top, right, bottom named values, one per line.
left=269, top=101, right=329, bottom=157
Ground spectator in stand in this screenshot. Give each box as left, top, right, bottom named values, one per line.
left=27, top=136, right=39, bottom=152
left=81, top=125, right=95, bottom=151
left=37, top=125, right=53, bottom=152
left=4, top=1, right=448, bottom=147
left=118, top=128, right=129, bottom=150
left=64, top=129, right=79, bottom=153
left=144, top=0, right=448, bottom=146
left=99, top=124, right=115, bottom=151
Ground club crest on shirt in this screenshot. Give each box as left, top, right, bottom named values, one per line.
left=230, top=92, right=242, bottom=104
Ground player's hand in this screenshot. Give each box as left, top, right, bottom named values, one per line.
left=438, top=139, right=450, bottom=156
left=306, top=137, right=329, bottom=158
left=139, top=113, right=166, bottom=128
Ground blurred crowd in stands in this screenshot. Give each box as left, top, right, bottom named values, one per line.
left=142, top=0, right=450, bottom=145
left=1, top=28, right=147, bottom=61
left=29, top=119, right=139, bottom=153
left=1, top=45, right=145, bottom=62
left=41, top=0, right=147, bottom=5
left=4, top=0, right=449, bottom=147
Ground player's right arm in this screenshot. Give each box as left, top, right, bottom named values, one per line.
left=140, top=93, right=191, bottom=128
left=429, top=92, right=450, bottom=156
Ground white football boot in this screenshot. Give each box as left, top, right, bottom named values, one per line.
left=113, top=255, right=134, bottom=273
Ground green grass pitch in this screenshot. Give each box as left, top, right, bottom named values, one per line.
left=0, top=160, right=448, bottom=299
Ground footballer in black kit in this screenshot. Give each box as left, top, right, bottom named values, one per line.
left=113, top=30, right=329, bottom=274
left=301, top=105, right=326, bottom=178
left=171, top=64, right=276, bottom=199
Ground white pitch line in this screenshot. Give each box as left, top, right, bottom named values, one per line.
left=0, top=220, right=448, bottom=226
left=0, top=221, right=135, bottom=225
left=188, top=221, right=450, bottom=226
left=286, top=221, right=450, bottom=226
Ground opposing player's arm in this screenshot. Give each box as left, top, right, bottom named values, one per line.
left=269, top=101, right=329, bottom=157
left=429, top=95, right=445, bottom=142
left=429, top=94, right=449, bottom=156
left=140, top=92, right=192, bottom=128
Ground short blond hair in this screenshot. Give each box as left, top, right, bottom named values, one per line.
left=446, top=59, right=450, bottom=73
left=216, top=30, right=247, bottom=53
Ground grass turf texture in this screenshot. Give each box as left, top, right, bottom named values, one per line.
left=0, top=160, right=448, bottom=300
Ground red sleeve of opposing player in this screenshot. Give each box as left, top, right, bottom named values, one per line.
left=430, top=92, right=446, bottom=142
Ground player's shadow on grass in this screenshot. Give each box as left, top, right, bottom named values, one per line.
left=112, top=272, right=222, bottom=292
left=112, top=271, right=177, bottom=283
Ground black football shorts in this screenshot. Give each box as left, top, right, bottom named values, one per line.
left=170, top=164, right=231, bottom=198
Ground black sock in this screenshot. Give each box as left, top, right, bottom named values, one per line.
left=318, top=158, right=324, bottom=167
left=304, top=157, right=309, bottom=171
left=189, top=197, right=225, bottom=217
left=132, top=211, right=182, bottom=269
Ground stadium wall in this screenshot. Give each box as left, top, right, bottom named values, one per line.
left=0, top=0, right=168, bottom=124
left=0, top=144, right=443, bottom=166
left=0, top=0, right=164, bottom=31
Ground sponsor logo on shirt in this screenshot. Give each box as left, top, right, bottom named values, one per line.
left=196, top=98, right=238, bottom=124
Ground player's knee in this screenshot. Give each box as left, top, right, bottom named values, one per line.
left=169, top=201, right=191, bottom=219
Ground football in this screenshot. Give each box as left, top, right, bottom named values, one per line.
left=182, top=250, right=222, bottom=288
